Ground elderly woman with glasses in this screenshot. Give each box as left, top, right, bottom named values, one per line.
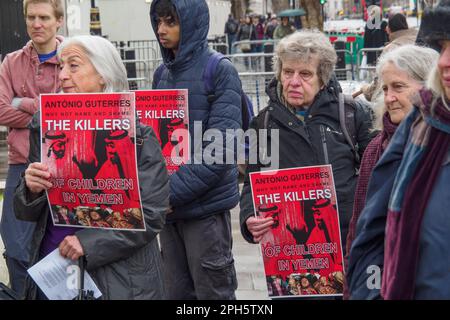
left=14, top=35, right=169, bottom=300
left=239, top=30, right=373, bottom=254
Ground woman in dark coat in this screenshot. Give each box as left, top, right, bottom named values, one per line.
left=347, top=1, right=450, bottom=299
left=239, top=30, right=373, bottom=250
left=344, top=45, right=438, bottom=299
left=363, top=5, right=388, bottom=66
left=14, top=35, right=169, bottom=300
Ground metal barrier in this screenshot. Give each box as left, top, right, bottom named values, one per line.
left=226, top=52, right=275, bottom=74
left=112, top=39, right=386, bottom=91
left=113, top=40, right=163, bottom=90
left=239, top=72, right=274, bottom=114
left=122, top=59, right=150, bottom=90
left=208, top=42, right=229, bottom=55
left=327, top=33, right=364, bottom=66
left=232, top=39, right=278, bottom=53
left=334, top=48, right=355, bottom=81
left=120, top=40, right=162, bottom=60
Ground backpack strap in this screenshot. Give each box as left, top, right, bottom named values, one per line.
left=241, top=94, right=254, bottom=131
left=204, top=51, right=227, bottom=99
left=338, top=92, right=361, bottom=167
left=203, top=51, right=254, bottom=131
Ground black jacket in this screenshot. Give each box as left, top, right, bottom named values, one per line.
left=239, top=78, right=373, bottom=250
left=363, top=19, right=388, bottom=65
left=237, top=23, right=256, bottom=42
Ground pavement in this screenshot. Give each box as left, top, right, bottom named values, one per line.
left=231, top=199, right=269, bottom=300
left=0, top=196, right=9, bottom=287
left=0, top=185, right=269, bottom=300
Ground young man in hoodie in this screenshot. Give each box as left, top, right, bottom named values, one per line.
left=150, top=0, right=242, bottom=299
left=0, top=0, right=63, bottom=297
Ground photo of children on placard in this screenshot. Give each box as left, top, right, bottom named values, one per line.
left=249, top=165, right=345, bottom=298
left=41, top=92, right=144, bottom=231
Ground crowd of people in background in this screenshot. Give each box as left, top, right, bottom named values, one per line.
left=225, top=12, right=297, bottom=55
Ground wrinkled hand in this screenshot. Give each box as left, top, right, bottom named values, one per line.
left=25, top=162, right=52, bottom=194
left=246, top=216, right=274, bottom=243
left=59, top=235, right=84, bottom=261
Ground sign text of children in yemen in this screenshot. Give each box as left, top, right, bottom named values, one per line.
left=40, top=92, right=145, bottom=231
left=135, top=90, right=189, bottom=175
left=249, top=165, right=344, bottom=298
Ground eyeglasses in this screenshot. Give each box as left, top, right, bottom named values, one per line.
left=282, top=69, right=316, bottom=82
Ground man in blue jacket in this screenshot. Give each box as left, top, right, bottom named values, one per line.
left=150, top=0, right=242, bottom=299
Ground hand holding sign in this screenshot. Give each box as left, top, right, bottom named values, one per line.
left=246, top=216, right=274, bottom=243
left=25, top=162, right=53, bottom=195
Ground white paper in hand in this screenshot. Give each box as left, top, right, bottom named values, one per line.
left=27, top=248, right=102, bottom=300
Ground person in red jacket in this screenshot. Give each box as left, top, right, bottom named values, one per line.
left=0, top=0, right=64, bottom=298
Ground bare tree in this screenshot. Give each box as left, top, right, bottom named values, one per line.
left=271, top=0, right=290, bottom=13
left=231, top=0, right=248, bottom=19
left=300, top=0, right=323, bottom=30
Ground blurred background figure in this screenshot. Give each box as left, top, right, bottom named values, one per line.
left=363, top=5, right=388, bottom=67
left=273, top=16, right=295, bottom=40
left=224, top=14, right=239, bottom=54
left=264, top=15, right=278, bottom=40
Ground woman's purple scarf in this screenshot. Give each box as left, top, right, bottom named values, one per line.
left=382, top=89, right=450, bottom=299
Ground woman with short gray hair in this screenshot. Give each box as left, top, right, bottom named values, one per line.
left=273, top=30, right=337, bottom=87
left=240, top=30, right=373, bottom=274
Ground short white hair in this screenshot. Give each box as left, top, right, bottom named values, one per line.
left=58, top=35, right=128, bottom=92
left=376, top=45, right=439, bottom=85
left=373, top=45, right=439, bottom=130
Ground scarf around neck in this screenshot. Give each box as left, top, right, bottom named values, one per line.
left=382, top=89, right=450, bottom=300
left=349, top=112, right=398, bottom=248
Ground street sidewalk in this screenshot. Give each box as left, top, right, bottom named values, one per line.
left=0, top=196, right=9, bottom=286
left=231, top=200, right=268, bottom=300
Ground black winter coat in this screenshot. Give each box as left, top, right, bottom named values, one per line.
left=239, top=78, right=373, bottom=251
left=14, top=115, right=169, bottom=300
left=363, top=19, right=388, bottom=65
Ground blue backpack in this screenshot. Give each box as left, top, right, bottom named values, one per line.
left=153, top=52, right=254, bottom=131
